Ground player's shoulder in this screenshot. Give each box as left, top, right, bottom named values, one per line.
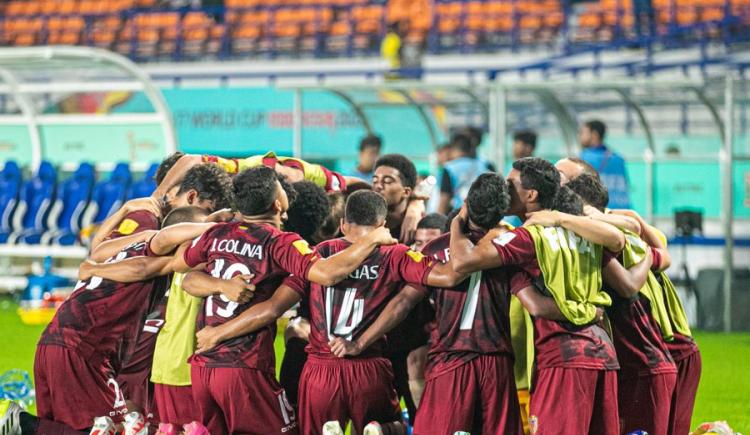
left=421, top=233, right=450, bottom=256
left=491, top=226, right=529, bottom=247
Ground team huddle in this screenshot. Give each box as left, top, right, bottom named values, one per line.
left=2, top=150, right=701, bottom=435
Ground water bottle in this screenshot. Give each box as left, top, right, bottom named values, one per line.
left=413, top=175, right=437, bottom=200
left=0, top=369, right=35, bottom=409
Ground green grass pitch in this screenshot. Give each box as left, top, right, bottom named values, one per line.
left=1, top=297, right=748, bottom=432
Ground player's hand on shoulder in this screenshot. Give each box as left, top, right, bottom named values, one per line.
left=524, top=210, right=562, bottom=227
left=195, top=326, right=222, bottom=354
left=221, top=274, right=255, bottom=303
left=123, top=196, right=162, bottom=219
left=78, top=259, right=96, bottom=281
left=369, top=226, right=398, bottom=246
left=205, top=208, right=237, bottom=223
left=328, top=337, right=363, bottom=358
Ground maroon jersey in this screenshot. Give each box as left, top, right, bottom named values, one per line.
left=108, top=210, right=160, bottom=240
left=497, top=227, right=620, bottom=371
left=284, top=239, right=436, bottom=359
left=604, top=292, right=676, bottom=376
left=420, top=233, right=531, bottom=381
left=183, top=221, right=318, bottom=373
left=39, top=241, right=167, bottom=369
left=117, top=280, right=170, bottom=377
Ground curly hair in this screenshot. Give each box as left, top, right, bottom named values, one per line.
left=566, top=173, right=608, bottom=212
left=233, top=166, right=283, bottom=216
left=374, top=154, right=417, bottom=189
left=177, top=163, right=234, bottom=211
left=467, top=173, right=510, bottom=230
left=512, top=157, right=560, bottom=210
left=552, top=185, right=584, bottom=216
left=285, top=181, right=330, bottom=243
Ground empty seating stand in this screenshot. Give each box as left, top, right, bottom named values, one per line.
left=0, top=161, right=158, bottom=248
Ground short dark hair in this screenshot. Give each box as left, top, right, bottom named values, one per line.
left=443, top=208, right=460, bottom=233
left=566, top=173, right=609, bottom=212
left=457, top=126, right=483, bottom=148
left=233, top=166, right=282, bottom=216
left=177, top=163, right=234, bottom=211
left=155, top=152, right=185, bottom=185
left=512, top=157, right=560, bottom=210
left=359, top=135, right=382, bottom=152
left=566, top=157, right=600, bottom=179
left=513, top=130, right=537, bottom=149
left=162, top=205, right=209, bottom=227
left=345, top=190, right=387, bottom=226
left=552, top=185, right=584, bottom=216
left=467, top=173, right=510, bottom=230
left=451, top=132, right=475, bottom=156
left=375, top=154, right=417, bottom=189
left=417, top=213, right=448, bottom=231
left=285, top=181, right=330, bottom=243
left=585, top=119, right=606, bottom=141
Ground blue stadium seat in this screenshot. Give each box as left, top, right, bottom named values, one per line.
left=82, top=163, right=132, bottom=228
left=127, top=163, right=159, bottom=200
left=42, top=163, right=96, bottom=246
left=6, top=162, right=58, bottom=245
left=0, top=161, right=23, bottom=244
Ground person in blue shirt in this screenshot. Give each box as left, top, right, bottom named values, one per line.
left=579, top=119, right=632, bottom=209
left=438, top=130, right=496, bottom=214
left=347, top=134, right=382, bottom=181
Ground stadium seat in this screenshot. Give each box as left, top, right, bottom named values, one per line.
left=0, top=162, right=23, bottom=244
left=127, top=163, right=159, bottom=200
left=6, top=162, right=58, bottom=245
left=41, top=163, right=96, bottom=246
left=83, top=163, right=132, bottom=228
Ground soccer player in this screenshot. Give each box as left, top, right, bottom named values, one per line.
left=91, top=164, right=234, bottom=419
left=447, top=157, right=628, bottom=435
left=330, top=173, right=555, bottom=434
left=567, top=174, right=678, bottom=434
left=179, top=167, right=401, bottom=434
left=411, top=213, right=447, bottom=252
left=372, top=154, right=428, bottom=422
left=188, top=190, right=467, bottom=434
left=32, top=206, right=216, bottom=432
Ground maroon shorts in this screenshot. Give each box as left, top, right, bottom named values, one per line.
left=116, top=371, right=153, bottom=421
left=669, top=350, right=702, bottom=435
left=529, top=367, right=619, bottom=435
left=298, top=355, right=401, bottom=435
left=413, top=355, right=522, bottom=435
left=190, top=364, right=298, bottom=435
left=153, top=384, right=199, bottom=426
left=34, top=345, right=130, bottom=430
left=618, top=372, right=677, bottom=434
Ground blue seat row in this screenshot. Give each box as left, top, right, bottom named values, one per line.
left=0, top=161, right=159, bottom=246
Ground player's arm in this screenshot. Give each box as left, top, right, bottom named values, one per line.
left=651, top=247, right=671, bottom=272
left=78, top=255, right=173, bottom=283
left=181, top=270, right=255, bottom=302
left=524, top=210, right=626, bottom=252
left=514, top=286, right=567, bottom=321
left=449, top=209, right=504, bottom=274
left=423, top=261, right=468, bottom=288
left=401, top=198, right=426, bottom=243
left=306, top=226, right=397, bottom=286
left=609, top=209, right=666, bottom=249
left=149, top=222, right=216, bottom=256
left=583, top=206, right=641, bottom=235
left=195, top=285, right=302, bottom=354
left=152, top=154, right=203, bottom=198
left=89, top=197, right=161, bottom=251
left=89, top=230, right=158, bottom=262
left=329, top=285, right=425, bottom=358
left=602, top=249, right=653, bottom=298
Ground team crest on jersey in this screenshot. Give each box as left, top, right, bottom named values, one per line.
left=117, top=219, right=139, bottom=235
left=293, top=239, right=313, bottom=255
left=406, top=250, right=424, bottom=263
left=493, top=232, right=516, bottom=246
left=529, top=415, right=538, bottom=434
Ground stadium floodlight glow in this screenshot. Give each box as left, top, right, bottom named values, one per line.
left=0, top=46, right=176, bottom=169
